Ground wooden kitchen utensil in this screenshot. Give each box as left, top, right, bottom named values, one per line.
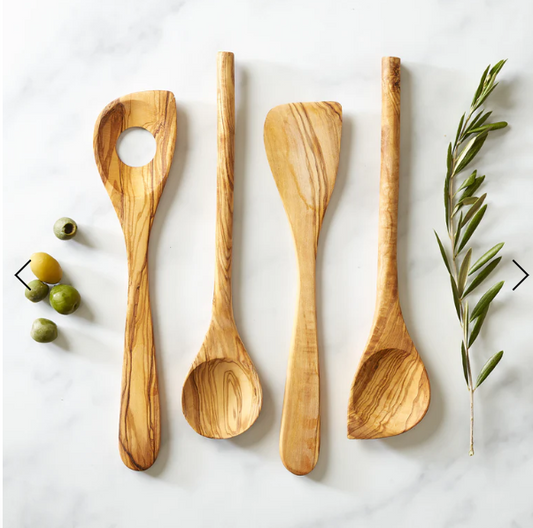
left=94, top=90, right=177, bottom=470
left=347, top=57, right=430, bottom=440
left=181, top=52, right=263, bottom=439
left=264, top=102, right=342, bottom=475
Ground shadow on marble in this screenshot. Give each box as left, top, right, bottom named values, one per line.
left=75, top=297, right=95, bottom=322
left=388, top=65, right=445, bottom=449
left=230, top=66, right=277, bottom=447
left=65, top=328, right=121, bottom=365
left=79, top=227, right=126, bottom=259
left=310, top=112, right=354, bottom=482
left=146, top=104, right=189, bottom=477
left=71, top=228, right=95, bottom=248
left=51, top=330, right=70, bottom=352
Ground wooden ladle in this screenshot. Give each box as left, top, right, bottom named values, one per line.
left=181, top=52, right=263, bottom=439
left=347, top=57, right=430, bottom=440
left=264, top=102, right=342, bottom=475
left=94, top=90, right=177, bottom=470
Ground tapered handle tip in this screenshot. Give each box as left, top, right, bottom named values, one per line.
left=218, top=51, right=235, bottom=62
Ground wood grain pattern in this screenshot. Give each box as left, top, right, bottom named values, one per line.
left=347, top=57, right=430, bottom=440
left=264, top=102, right=342, bottom=475
left=181, top=52, right=263, bottom=439
left=94, top=90, right=177, bottom=470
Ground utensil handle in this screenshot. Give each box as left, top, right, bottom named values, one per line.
left=119, top=215, right=160, bottom=471
left=280, top=243, right=320, bottom=476
left=212, top=51, right=236, bottom=322
left=376, top=56, right=401, bottom=305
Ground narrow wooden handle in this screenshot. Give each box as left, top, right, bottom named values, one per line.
left=119, top=207, right=160, bottom=471
left=377, top=56, right=401, bottom=303
left=280, top=244, right=320, bottom=476
left=212, top=51, right=236, bottom=321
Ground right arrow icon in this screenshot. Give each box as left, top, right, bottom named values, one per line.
left=512, top=260, right=529, bottom=291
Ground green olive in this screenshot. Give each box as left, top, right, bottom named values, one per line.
left=49, top=284, right=81, bottom=315
left=31, top=318, right=58, bottom=343
left=25, top=280, right=49, bottom=303
left=53, top=217, right=77, bottom=240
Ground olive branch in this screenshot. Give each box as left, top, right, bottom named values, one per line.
left=434, top=60, right=508, bottom=456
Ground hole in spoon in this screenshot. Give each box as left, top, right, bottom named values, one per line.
left=116, top=127, right=156, bottom=167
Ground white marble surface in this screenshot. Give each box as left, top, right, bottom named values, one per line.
left=3, top=0, right=533, bottom=526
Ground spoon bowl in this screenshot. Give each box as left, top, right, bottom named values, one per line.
left=182, top=322, right=262, bottom=438
left=348, top=334, right=430, bottom=439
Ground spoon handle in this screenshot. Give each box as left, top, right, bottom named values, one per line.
left=280, top=241, right=320, bottom=476
left=212, top=51, right=236, bottom=324
left=119, top=209, right=160, bottom=471
left=376, top=56, right=401, bottom=306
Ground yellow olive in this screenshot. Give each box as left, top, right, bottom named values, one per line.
left=30, top=252, right=63, bottom=284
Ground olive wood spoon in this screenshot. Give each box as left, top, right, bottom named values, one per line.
left=264, top=102, right=342, bottom=475
left=94, top=90, right=177, bottom=470
left=181, top=52, right=263, bottom=439
left=347, top=57, right=430, bottom=439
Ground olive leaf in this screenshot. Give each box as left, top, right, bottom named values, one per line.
left=456, top=196, right=479, bottom=208
left=489, top=59, right=507, bottom=78
left=463, top=300, right=470, bottom=338
left=465, top=112, right=492, bottom=136
left=444, top=177, right=451, bottom=229
left=453, top=135, right=478, bottom=174
left=470, top=281, right=504, bottom=321
left=455, top=131, right=489, bottom=174
left=471, top=65, right=491, bottom=106
left=453, top=196, right=478, bottom=218
left=445, top=143, right=453, bottom=229
left=458, top=248, right=473, bottom=297
left=459, top=174, right=485, bottom=201
left=454, top=212, right=464, bottom=253
left=450, top=276, right=461, bottom=319
left=468, top=306, right=488, bottom=347
left=463, top=257, right=501, bottom=297
left=457, top=204, right=487, bottom=253
left=461, top=342, right=470, bottom=387
left=455, top=113, right=465, bottom=145
left=475, top=351, right=504, bottom=389
left=469, top=243, right=504, bottom=275
left=475, top=83, right=499, bottom=110
left=447, top=142, right=453, bottom=175
left=434, top=231, right=452, bottom=274
left=467, top=121, right=507, bottom=135
left=461, top=193, right=487, bottom=227
left=456, top=170, right=478, bottom=194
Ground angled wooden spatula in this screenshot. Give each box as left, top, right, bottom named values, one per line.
left=347, top=57, right=430, bottom=440
left=265, top=102, right=342, bottom=475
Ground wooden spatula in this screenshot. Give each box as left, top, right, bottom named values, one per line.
left=264, top=102, right=342, bottom=475
left=347, top=57, right=430, bottom=440
left=94, top=91, right=177, bottom=470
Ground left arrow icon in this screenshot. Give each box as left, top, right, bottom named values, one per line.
left=14, top=260, right=32, bottom=290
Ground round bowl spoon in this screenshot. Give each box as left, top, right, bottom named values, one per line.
left=181, top=52, right=262, bottom=439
